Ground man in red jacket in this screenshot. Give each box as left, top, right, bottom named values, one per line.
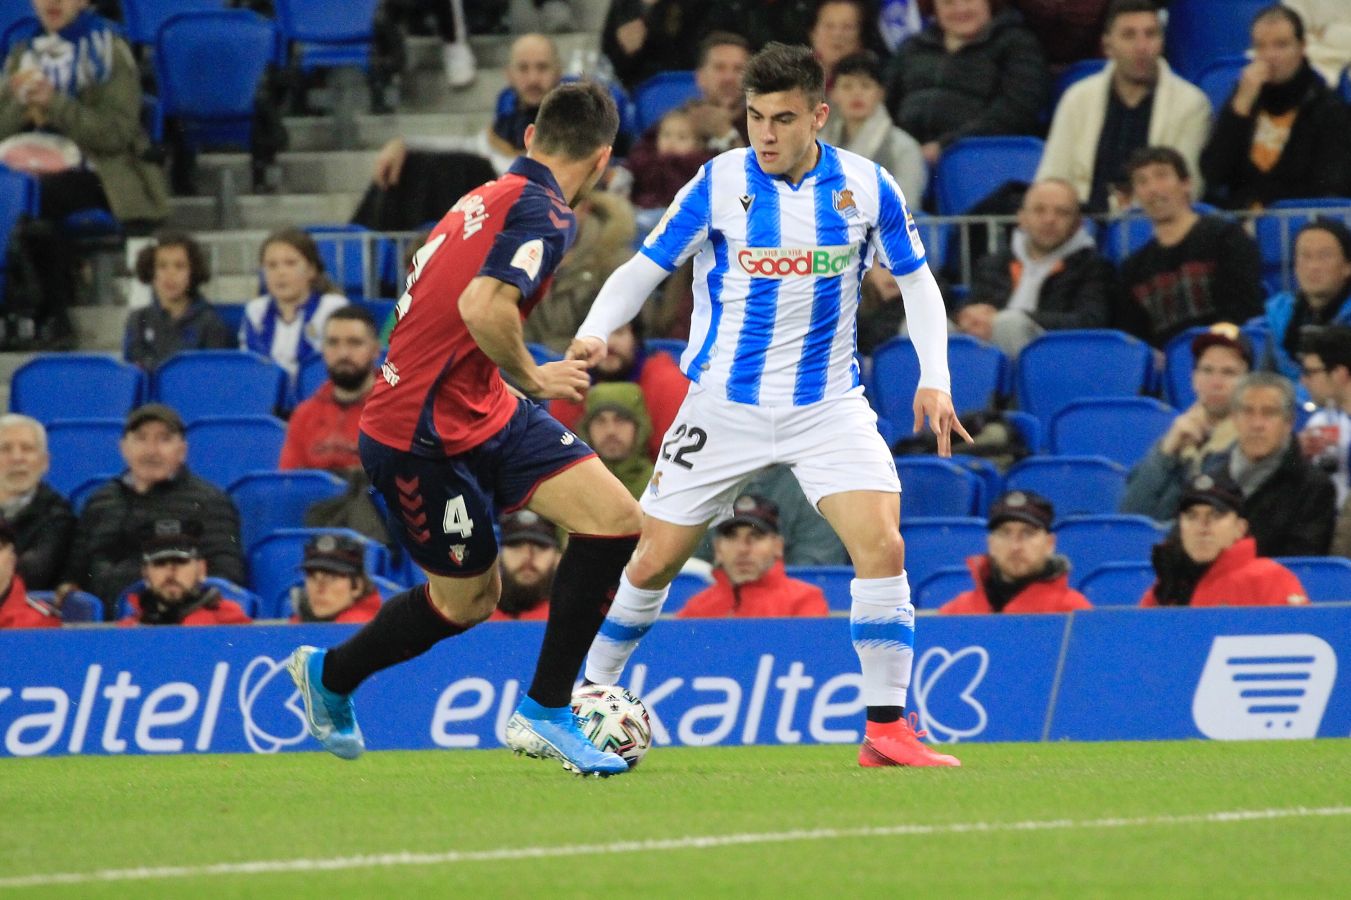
left=0, top=518, right=59, bottom=629
left=290, top=534, right=382, bottom=624
left=280, top=306, right=381, bottom=472
left=678, top=495, right=829, bottom=619
left=1141, top=473, right=1308, bottom=607
left=120, top=519, right=252, bottom=626
left=940, top=491, right=1092, bottom=614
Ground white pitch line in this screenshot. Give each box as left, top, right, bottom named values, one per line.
left=1, top=806, right=1348, bottom=890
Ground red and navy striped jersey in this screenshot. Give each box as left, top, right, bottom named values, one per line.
left=360, top=157, right=577, bottom=456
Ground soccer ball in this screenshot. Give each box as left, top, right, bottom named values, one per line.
left=571, top=684, right=653, bottom=769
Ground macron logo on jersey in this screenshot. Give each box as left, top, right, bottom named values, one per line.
left=511, top=239, right=544, bottom=280
left=736, top=245, right=857, bottom=279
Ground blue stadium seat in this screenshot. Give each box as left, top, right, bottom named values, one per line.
left=561, top=74, right=636, bottom=142
left=155, top=10, right=280, bottom=152
left=1194, top=56, right=1247, bottom=114
left=632, top=70, right=699, bottom=132
left=1079, top=560, right=1155, bottom=607
left=870, top=334, right=1007, bottom=424
left=214, top=302, right=247, bottom=335
left=115, top=576, right=263, bottom=620
left=0, top=0, right=32, bottom=35
left=68, top=473, right=118, bottom=513
left=1164, top=0, right=1268, bottom=81
left=1254, top=199, right=1351, bottom=293
left=28, top=589, right=103, bottom=623
left=934, top=137, right=1044, bottom=215
left=186, top=416, right=287, bottom=488
left=895, top=458, right=982, bottom=518
left=900, top=517, right=987, bottom=589
left=154, top=351, right=288, bottom=423
left=228, top=469, right=347, bottom=552
left=1016, top=330, right=1152, bottom=428
left=913, top=565, right=975, bottom=610
left=249, top=528, right=389, bottom=615
left=44, top=420, right=126, bottom=497
left=122, top=0, right=225, bottom=46
left=359, top=298, right=398, bottom=328
left=1272, top=557, right=1351, bottom=604
left=1099, top=204, right=1220, bottom=263
left=1005, top=456, right=1128, bottom=518
left=1003, top=410, right=1042, bottom=454
left=275, top=0, right=379, bottom=72
left=783, top=565, right=854, bottom=612
left=1049, top=398, right=1177, bottom=468
left=1054, top=515, right=1167, bottom=589
left=1341, top=65, right=1351, bottom=105
left=296, top=354, right=330, bottom=402
left=663, top=571, right=713, bottom=614
left=1048, top=58, right=1106, bottom=112
left=644, top=338, right=688, bottom=361
left=9, top=355, right=144, bottom=424
left=527, top=342, right=562, bottom=365
left=304, top=224, right=399, bottom=301
left=0, top=14, right=36, bottom=60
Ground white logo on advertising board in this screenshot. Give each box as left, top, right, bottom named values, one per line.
left=1192, top=635, right=1336, bottom=740
left=238, top=656, right=309, bottom=754
left=910, top=646, right=989, bottom=743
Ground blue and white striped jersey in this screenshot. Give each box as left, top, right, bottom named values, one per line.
left=641, top=142, right=927, bottom=407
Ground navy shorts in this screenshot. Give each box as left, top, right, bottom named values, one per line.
left=360, top=399, right=595, bottom=577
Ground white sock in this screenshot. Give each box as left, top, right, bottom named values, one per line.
left=583, top=572, right=668, bottom=685
left=849, top=573, right=915, bottom=708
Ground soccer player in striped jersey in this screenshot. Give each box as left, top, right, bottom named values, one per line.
left=577, top=43, right=970, bottom=767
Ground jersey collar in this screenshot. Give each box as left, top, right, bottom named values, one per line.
left=509, top=156, right=567, bottom=204
left=750, top=141, right=829, bottom=191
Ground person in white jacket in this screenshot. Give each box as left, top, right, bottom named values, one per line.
left=1284, top=0, right=1351, bottom=85
left=1036, top=0, right=1211, bottom=212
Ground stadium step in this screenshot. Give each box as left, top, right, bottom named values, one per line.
left=196, top=151, right=381, bottom=197
left=278, top=111, right=486, bottom=153
left=166, top=192, right=366, bottom=232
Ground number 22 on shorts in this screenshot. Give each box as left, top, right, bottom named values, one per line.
left=661, top=425, right=708, bottom=470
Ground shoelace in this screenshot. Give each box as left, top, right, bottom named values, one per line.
left=905, top=711, right=930, bottom=741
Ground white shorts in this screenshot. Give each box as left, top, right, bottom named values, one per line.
left=640, top=383, right=901, bottom=526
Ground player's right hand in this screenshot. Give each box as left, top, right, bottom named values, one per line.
left=532, top=359, right=592, bottom=401
left=373, top=137, right=407, bottom=189
left=566, top=336, right=607, bottom=368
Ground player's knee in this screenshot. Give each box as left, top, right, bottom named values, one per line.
left=610, top=497, right=643, bottom=535
left=425, top=580, right=498, bottom=628
left=851, top=530, right=904, bottom=576
left=625, top=550, right=681, bottom=591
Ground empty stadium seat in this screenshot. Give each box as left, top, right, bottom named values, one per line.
left=44, top=420, right=125, bottom=497
left=1272, top=557, right=1351, bottom=604
left=304, top=224, right=399, bottom=301
left=249, top=528, right=389, bottom=615
left=228, top=469, right=347, bottom=552
left=1048, top=58, right=1106, bottom=112
left=1054, top=515, right=1167, bottom=589
left=1079, top=560, right=1155, bottom=607
left=1016, top=330, right=1152, bottom=428
left=645, top=338, right=688, bottom=361
left=783, top=565, right=854, bottom=612
left=934, top=137, right=1044, bottom=215
left=296, top=355, right=330, bottom=402
left=1194, top=56, right=1247, bottom=113
left=895, top=458, right=983, bottom=518
left=870, top=334, right=1007, bottom=422
left=154, top=351, right=288, bottom=423
left=913, top=565, right=975, bottom=610
left=900, top=517, right=988, bottom=589
left=1004, top=456, right=1128, bottom=518
left=275, top=0, right=379, bottom=71
left=1049, top=398, right=1176, bottom=468
left=1164, top=0, right=1268, bottom=81
left=0, top=164, right=37, bottom=305
left=632, top=70, right=699, bottom=132
left=9, top=355, right=145, bottom=424
left=122, top=0, right=225, bottom=47
left=28, top=589, right=103, bottom=623
left=185, top=416, right=287, bottom=488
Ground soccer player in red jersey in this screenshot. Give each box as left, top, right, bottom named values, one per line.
left=287, top=83, right=642, bottom=776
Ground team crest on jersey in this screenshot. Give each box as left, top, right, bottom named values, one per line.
left=449, top=544, right=468, bottom=565
left=833, top=189, right=858, bottom=218
left=739, top=194, right=754, bottom=212
left=511, top=239, right=544, bottom=279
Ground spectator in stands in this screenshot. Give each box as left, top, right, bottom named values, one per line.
left=691, top=465, right=850, bottom=568
left=119, top=519, right=252, bottom=625
left=579, top=383, right=654, bottom=499
left=0, top=518, right=59, bottom=629
left=1036, top=0, right=1211, bottom=213
left=1284, top=0, right=1351, bottom=85
left=288, top=533, right=381, bottom=624
left=810, top=0, right=867, bottom=86
left=885, top=0, right=1049, bottom=167
left=819, top=51, right=926, bottom=204
left=940, top=490, right=1092, bottom=614
left=1141, top=473, right=1308, bottom=607
left=60, top=404, right=245, bottom=616
left=1007, top=0, right=1111, bottom=69
left=280, top=306, right=379, bottom=472
left=1295, top=326, right=1351, bottom=508
left=602, top=0, right=713, bottom=89
left=1115, top=147, right=1265, bottom=347
left=488, top=510, right=561, bottom=621
left=687, top=31, right=753, bottom=153
left=0, top=414, right=73, bottom=590
left=678, top=494, right=830, bottom=618
left=1262, top=218, right=1351, bottom=379
left=623, top=104, right=716, bottom=211
left=700, top=0, right=820, bottom=51
left=1122, top=324, right=1251, bottom=520
left=123, top=231, right=234, bottom=371
left=955, top=178, right=1115, bottom=357
left=549, top=318, right=687, bottom=459
left=240, top=229, right=349, bottom=386
left=1200, top=5, right=1351, bottom=210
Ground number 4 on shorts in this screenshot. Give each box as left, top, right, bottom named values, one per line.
left=443, top=495, right=474, bottom=537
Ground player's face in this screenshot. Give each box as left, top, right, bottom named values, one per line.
left=303, top=570, right=362, bottom=618
left=1294, top=229, right=1351, bottom=302
left=713, top=524, right=783, bottom=586
left=1252, top=16, right=1304, bottom=85
left=0, top=422, right=48, bottom=497
left=120, top=421, right=187, bottom=488
left=586, top=410, right=639, bottom=463
left=152, top=245, right=192, bottom=306
left=810, top=2, right=863, bottom=70
left=34, top=0, right=84, bottom=33
left=696, top=43, right=749, bottom=110
left=1179, top=504, right=1246, bottom=564
left=1017, top=182, right=1080, bottom=255
left=1234, top=385, right=1292, bottom=461
left=1192, top=347, right=1248, bottom=417
left=143, top=557, right=206, bottom=601
left=986, top=521, right=1055, bottom=582
left=747, top=89, right=827, bottom=182
left=934, top=0, right=991, bottom=43
left=1130, top=162, right=1190, bottom=224
left=507, top=37, right=561, bottom=108
left=1102, top=12, right=1163, bottom=85
left=323, top=320, right=379, bottom=388
left=829, top=73, right=883, bottom=124
left=499, top=541, right=560, bottom=589
left=261, top=241, right=319, bottom=306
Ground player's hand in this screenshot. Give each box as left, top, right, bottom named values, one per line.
left=373, top=137, right=407, bottom=189
left=531, top=359, right=591, bottom=401
left=913, top=387, right=973, bottom=458
left=566, top=335, right=607, bottom=367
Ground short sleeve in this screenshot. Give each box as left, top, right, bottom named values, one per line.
left=479, top=189, right=576, bottom=300
left=639, top=164, right=712, bottom=271
left=869, top=163, right=927, bottom=277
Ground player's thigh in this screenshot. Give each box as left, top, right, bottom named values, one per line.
left=817, top=490, right=903, bottom=578
left=782, top=393, right=901, bottom=506
left=527, top=456, right=642, bottom=536
left=422, top=566, right=501, bottom=625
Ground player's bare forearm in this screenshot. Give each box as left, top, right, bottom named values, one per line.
left=458, top=276, right=545, bottom=394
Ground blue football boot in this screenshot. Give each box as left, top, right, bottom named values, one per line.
left=505, top=696, right=628, bottom=776
left=286, top=646, right=364, bottom=760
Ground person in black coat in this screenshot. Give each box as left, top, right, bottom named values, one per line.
left=0, top=414, right=74, bottom=590
left=1200, top=5, right=1351, bottom=210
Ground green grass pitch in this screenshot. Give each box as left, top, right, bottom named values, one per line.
left=1, top=740, right=1348, bottom=898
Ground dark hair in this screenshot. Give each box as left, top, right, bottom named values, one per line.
left=1125, top=145, right=1189, bottom=181
left=532, top=81, right=619, bottom=160
left=831, top=50, right=883, bottom=85
left=325, top=304, right=379, bottom=336
left=1296, top=217, right=1351, bottom=263
left=135, top=231, right=211, bottom=296
left=1300, top=326, right=1351, bottom=374
left=1103, top=0, right=1159, bottom=33
left=697, top=31, right=751, bottom=70
left=743, top=42, right=826, bottom=106
left=259, top=228, right=339, bottom=296
left=1253, top=3, right=1304, bottom=42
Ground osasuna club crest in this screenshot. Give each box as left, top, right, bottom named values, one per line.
left=449, top=544, right=468, bottom=565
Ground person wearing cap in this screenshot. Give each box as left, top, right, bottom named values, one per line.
left=579, top=382, right=654, bottom=500
left=939, top=491, right=1091, bottom=615
left=1121, top=323, right=1251, bottom=522
left=1262, top=218, right=1351, bottom=381
left=289, top=534, right=382, bottom=625
left=677, top=495, right=829, bottom=619
left=1142, top=473, right=1307, bottom=607
left=58, top=404, right=245, bottom=618
left=0, top=518, right=60, bottom=629
left=0, top=414, right=74, bottom=590
left=489, top=510, right=562, bottom=622
left=119, top=519, right=253, bottom=626
left=1296, top=326, right=1351, bottom=504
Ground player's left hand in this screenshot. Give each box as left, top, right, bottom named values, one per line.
left=913, top=388, right=973, bottom=458
left=566, top=335, right=607, bottom=368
